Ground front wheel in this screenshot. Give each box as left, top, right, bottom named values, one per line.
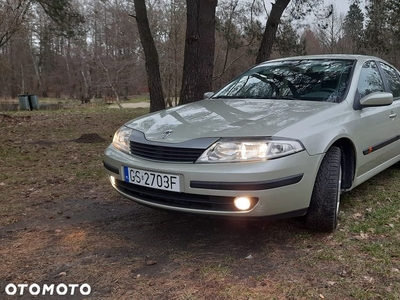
left=306, top=146, right=342, bottom=232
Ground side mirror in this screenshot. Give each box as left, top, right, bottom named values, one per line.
left=203, top=92, right=214, bottom=99
left=359, top=92, right=393, bottom=107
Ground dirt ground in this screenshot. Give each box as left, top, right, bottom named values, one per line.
left=1, top=108, right=399, bottom=300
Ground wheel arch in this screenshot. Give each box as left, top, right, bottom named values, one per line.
left=331, top=138, right=356, bottom=190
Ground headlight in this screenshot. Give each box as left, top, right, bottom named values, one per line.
left=197, top=138, right=304, bottom=162
left=112, top=126, right=133, bottom=153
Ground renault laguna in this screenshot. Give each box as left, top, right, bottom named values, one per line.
left=103, top=55, right=400, bottom=232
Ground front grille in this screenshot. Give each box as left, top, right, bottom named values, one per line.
left=114, top=180, right=258, bottom=212
left=130, top=141, right=205, bottom=162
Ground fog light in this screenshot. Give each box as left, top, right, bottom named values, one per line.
left=109, top=175, right=116, bottom=186
left=234, top=197, right=251, bottom=211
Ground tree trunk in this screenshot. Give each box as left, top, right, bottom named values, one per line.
left=30, top=48, right=48, bottom=97
left=133, top=0, right=165, bottom=112
left=179, top=0, right=217, bottom=105
left=256, top=0, right=290, bottom=64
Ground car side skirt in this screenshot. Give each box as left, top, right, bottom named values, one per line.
left=354, top=153, right=400, bottom=188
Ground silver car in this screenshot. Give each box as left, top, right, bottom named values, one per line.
left=103, top=55, right=400, bottom=232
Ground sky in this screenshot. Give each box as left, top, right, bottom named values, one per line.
left=330, top=0, right=367, bottom=15
left=334, top=0, right=350, bottom=14
left=262, top=0, right=353, bottom=22
left=260, top=0, right=367, bottom=30
left=303, top=0, right=366, bottom=26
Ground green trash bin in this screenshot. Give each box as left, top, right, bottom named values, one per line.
left=28, top=94, right=39, bottom=110
left=18, top=94, right=30, bottom=110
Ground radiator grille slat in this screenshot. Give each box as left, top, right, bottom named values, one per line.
left=130, top=141, right=205, bottom=162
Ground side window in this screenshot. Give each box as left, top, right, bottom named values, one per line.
left=379, top=62, right=400, bottom=98
left=357, top=61, right=384, bottom=98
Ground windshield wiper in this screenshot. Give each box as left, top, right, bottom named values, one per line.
left=212, top=95, right=241, bottom=99
left=268, top=96, right=300, bottom=100
left=214, top=95, right=301, bottom=100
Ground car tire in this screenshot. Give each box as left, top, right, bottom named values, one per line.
left=306, top=146, right=342, bottom=232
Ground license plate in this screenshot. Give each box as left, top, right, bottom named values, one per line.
left=123, top=166, right=181, bottom=192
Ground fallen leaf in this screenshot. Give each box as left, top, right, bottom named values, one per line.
left=355, top=232, right=369, bottom=240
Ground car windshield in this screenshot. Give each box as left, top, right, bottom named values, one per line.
left=213, top=59, right=355, bottom=103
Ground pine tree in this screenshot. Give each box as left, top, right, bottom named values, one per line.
left=274, top=19, right=304, bottom=57
left=364, top=0, right=390, bottom=57
left=343, top=1, right=364, bottom=54
left=386, top=0, right=400, bottom=66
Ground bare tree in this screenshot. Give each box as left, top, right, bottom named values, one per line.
left=213, top=0, right=263, bottom=87
left=179, top=0, right=218, bottom=104
left=0, top=0, right=31, bottom=48
left=1, top=0, right=350, bottom=104
left=314, top=5, right=344, bottom=54
left=165, top=0, right=185, bottom=107
left=256, top=0, right=290, bottom=63
left=0, top=27, right=34, bottom=97
left=256, top=0, right=332, bottom=63
left=95, top=57, right=134, bottom=109
left=131, top=0, right=165, bottom=112
left=0, top=0, right=83, bottom=49
left=300, top=26, right=322, bottom=55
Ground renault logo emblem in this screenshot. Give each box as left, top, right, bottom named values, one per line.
left=162, top=130, right=173, bottom=139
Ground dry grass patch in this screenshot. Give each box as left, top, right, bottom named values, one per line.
left=1, top=107, right=400, bottom=299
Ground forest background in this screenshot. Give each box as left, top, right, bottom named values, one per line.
left=1, top=0, right=399, bottom=111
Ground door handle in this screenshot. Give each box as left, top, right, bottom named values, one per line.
left=389, top=113, right=397, bottom=119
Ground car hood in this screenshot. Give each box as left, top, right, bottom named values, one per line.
left=126, top=99, right=335, bottom=143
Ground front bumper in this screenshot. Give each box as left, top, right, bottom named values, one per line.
left=103, top=145, right=324, bottom=218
